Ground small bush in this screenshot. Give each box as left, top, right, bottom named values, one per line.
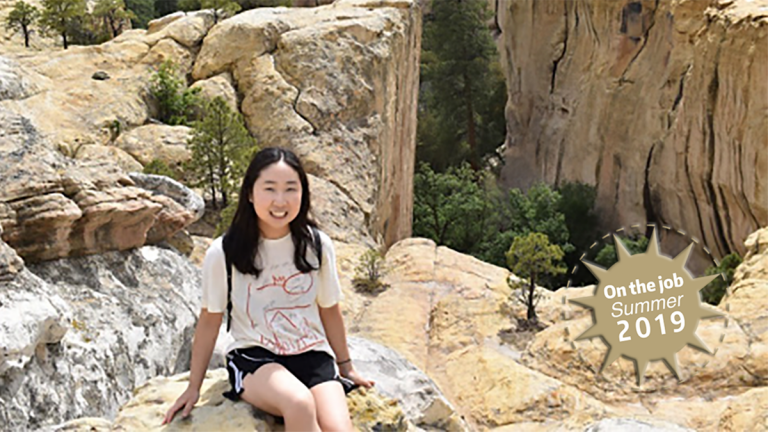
left=149, top=60, right=201, bottom=125
left=702, top=253, right=742, bottom=305
left=352, top=248, right=390, bottom=294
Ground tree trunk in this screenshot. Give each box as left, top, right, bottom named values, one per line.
left=527, top=273, right=538, bottom=323
left=22, top=25, right=29, bottom=48
left=62, top=31, right=68, bottom=49
left=463, top=71, right=478, bottom=171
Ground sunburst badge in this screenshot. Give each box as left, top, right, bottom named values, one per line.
left=569, top=228, right=724, bottom=385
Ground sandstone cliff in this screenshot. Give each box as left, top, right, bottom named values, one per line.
left=494, top=0, right=768, bottom=270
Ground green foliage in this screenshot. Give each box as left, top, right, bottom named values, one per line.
left=417, top=0, right=506, bottom=172
left=412, top=166, right=574, bottom=288
left=149, top=60, right=201, bottom=125
left=506, top=232, right=565, bottom=323
left=215, top=200, right=237, bottom=237
left=702, top=253, right=742, bottom=305
left=5, top=1, right=39, bottom=48
left=555, top=181, right=600, bottom=287
left=93, top=0, right=136, bottom=38
left=477, top=183, right=573, bottom=275
left=179, top=0, right=240, bottom=21
left=154, top=0, right=178, bottom=19
left=40, top=0, right=86, bottom=49
left=412, top=162, right=497, bottom=254
left=126, top=0, right=154, bottom=28
left=143, top=158, right=177, bottom=178
left=186, top=96, right=256, bottom=209
left=594, top=236, right=649, bottom=269
left=352, top=248, right=390, bottom=295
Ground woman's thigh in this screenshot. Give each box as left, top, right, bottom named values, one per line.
left=311, top=380, right=353, bottom=431
left=239, top=362, right=314, bottom=417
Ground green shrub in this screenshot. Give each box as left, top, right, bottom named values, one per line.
left=702, top=253, right=742, bottom=305
left=352, top=248, right=390, bottom=294
left=149, top=60, right=201, bottom=125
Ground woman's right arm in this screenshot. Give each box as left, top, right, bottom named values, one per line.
left=162, top=309, right=223, bottom=424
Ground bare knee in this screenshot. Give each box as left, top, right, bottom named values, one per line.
left=282, top=389, right=317, bottom=418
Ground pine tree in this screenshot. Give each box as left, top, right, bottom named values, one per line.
left=186, top=97, right=256, bottom=209
left=5, top=1, right=39, bottom=48
left=93, top=0, right=136, bottom=38
left=506, top=233, right=565, bottom=324
left=125, top=0, right=153, bottom=28
left=39, top=0, right=86, bottom=49
left=418, top=0, right=506, bottom=172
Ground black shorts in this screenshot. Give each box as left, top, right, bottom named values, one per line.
left=223, top=346, right=357, bottom=402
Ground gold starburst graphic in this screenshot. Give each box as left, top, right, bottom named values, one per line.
left=569, top=228, right=724, bottom=385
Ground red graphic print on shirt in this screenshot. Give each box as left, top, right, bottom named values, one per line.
left=244, top=271, right=321, bottom=355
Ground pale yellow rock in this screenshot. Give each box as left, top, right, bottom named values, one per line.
left=144, top=11, right=215, bottom=49
left=76, top=145, right=144, bottom=173
left=309, top=174, right=374, bottom=248
left=110, top=368, right=412, bottom=431
left=716, top=386, right=768, bottom=432
left=141, top=38, right=196, bottom=76
left=114, top=125, right=192, bottom=168
left=189, top=72, right=238, bottom=111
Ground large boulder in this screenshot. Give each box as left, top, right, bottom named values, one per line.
left=0, top=245, right=201, bottom=430
left=52, top=337, right=468, bottom=432
left=0, top=108, right=200, bottom=263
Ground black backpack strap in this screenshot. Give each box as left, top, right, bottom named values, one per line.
left=225, top=249, right=233, bottom=332
left=311, top=226, right=322, bottom=267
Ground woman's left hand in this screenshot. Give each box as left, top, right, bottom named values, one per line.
left=340, top=363, right=375, bottom=389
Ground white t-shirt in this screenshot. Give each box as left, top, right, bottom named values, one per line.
left=201, top=229, right=344, bottom=358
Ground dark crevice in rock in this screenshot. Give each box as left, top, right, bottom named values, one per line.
left=643, top=142, right=657, bottom=236
left=550, top=0, right=569, bottom=94
left=671, top=67, right=688, bottom=114
left=684, top=128, right=707, bottom=253
left=619, top=0, right=659, bottom=82
left=705, top=47, right=730, bottom=257
left=554, top=137, right=565, bottom=187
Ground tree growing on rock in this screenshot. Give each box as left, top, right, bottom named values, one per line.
left=39, top=0, right=86, bottom=49
left=506, top=232, right=565, bottom=325
left=149, top=60, right=201, bottom=125
left=93, top=0, right=136, bottom=38
left=179, top=0, right=241, bottom=23
left=186, top=96, right=256, bottom=209
left=5, top=1, right=39, bottom=48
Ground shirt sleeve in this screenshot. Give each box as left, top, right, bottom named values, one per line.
left=201, top=237, right=227, bottom=313
left=316, top=231, right=344, bottom=308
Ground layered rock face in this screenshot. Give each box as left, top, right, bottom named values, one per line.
left=494, top=0, right=768, bottom=268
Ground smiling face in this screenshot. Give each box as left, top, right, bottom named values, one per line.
left=250, top=161, right=303, bottom=239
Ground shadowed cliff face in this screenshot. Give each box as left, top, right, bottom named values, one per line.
left=493, top=0, right=768, bottom=271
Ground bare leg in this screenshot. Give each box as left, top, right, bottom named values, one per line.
left=240, top=363, right=321, bottom=432
left=311, top=380, right=353, bottom=432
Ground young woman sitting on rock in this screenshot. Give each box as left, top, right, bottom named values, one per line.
left=163, top=147, right=374, bottom=431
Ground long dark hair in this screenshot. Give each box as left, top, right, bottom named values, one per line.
left=222, top=147, right=321, bottom=277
